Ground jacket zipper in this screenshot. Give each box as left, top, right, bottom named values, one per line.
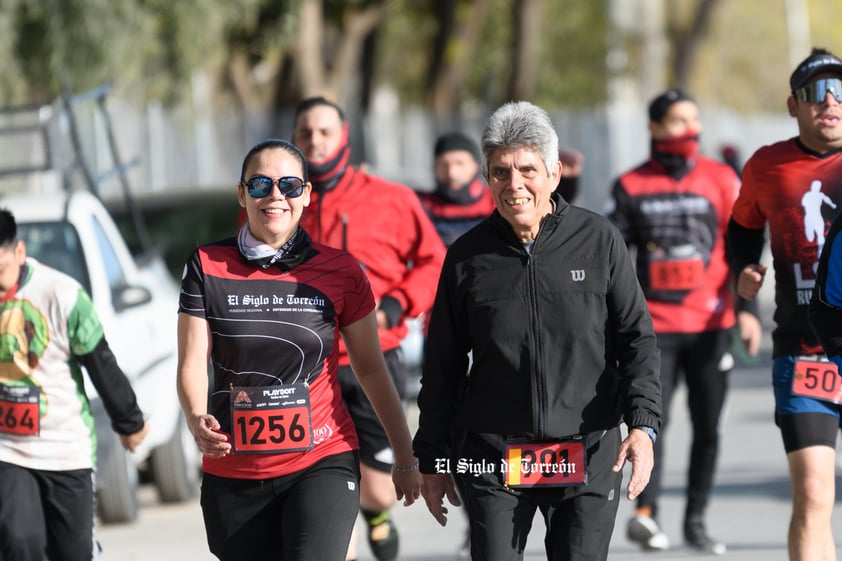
left=526, top=244, right=546, bottom=438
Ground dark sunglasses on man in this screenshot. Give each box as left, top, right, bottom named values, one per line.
left=242, top=176, right=307, bottom=198
left=794, top=77, right=842, bottom=104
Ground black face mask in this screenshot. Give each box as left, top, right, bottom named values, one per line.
left=435, top=172, right=486, bottom=206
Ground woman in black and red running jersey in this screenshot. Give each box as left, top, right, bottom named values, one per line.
left=176, top=139, right=421, bottom=561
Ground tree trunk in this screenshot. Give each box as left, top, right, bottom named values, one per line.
left=290, top=0, right=383, bottom=103
left=506, top=0, right=541, bottom=102
left=669, top=0, right=720, bottom=90
left=295, top=0, right=326, bottom=98
left=428, top=0, right=490, bottom=128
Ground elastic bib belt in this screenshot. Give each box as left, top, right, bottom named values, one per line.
left=477, top=429, right=607, bottom=451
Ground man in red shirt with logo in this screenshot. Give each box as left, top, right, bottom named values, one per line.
left=293, top=97, right=445, bottom=561
left=727, top=48, right=842, bottom=561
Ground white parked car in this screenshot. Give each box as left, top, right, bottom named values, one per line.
left=2, top=189, right=199, bottom=523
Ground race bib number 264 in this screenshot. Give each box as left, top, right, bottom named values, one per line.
left=0, top=383, right=40, bottom=436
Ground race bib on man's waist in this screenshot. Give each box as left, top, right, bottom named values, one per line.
left=792, top=358, right=842, bottom=404
left=503, top=439, right=587, bottom=487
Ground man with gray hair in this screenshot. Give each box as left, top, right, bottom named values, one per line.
left=413, top=101, right=662, bottom=561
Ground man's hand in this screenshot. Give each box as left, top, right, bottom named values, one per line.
left=612, top=428, right=654, bottom=500
left=375, top=309, right=391, bottom=330
left=737, top=264, right=767, bottom=300
left=421, top=473, right=462, bottom=527
left=737, top=310, right=763, bottom=357
left=119, top=421, right=149, bottom=453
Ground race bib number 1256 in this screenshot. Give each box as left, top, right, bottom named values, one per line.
left=230, top=383, right=314, bottom=454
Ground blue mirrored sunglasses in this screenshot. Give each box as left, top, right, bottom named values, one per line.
left=795, top=77, right=842, bottom=103
left=242, top=176, right=306, bottom=198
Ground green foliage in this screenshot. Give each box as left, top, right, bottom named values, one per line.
left=0, top=0, right=271, bottom=105
left=376, top=0, right=607, bottom=108
left=526, top=1, right=609, bottom=107
left=375, top=0, right=436, bottom=105
left=2, top=0, right=840, bottom=115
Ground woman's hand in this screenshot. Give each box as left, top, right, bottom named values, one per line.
left=391, top=460, right=423, bottom=507
left=188, top=413, right=231, bottom=458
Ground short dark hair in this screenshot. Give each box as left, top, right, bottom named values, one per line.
left=240, top=139, right=309, bottom=183
left=293, top=96, right=346, bottom=127
left=434, top=132, right=481, bottom=162
left=0, top=208, right=17, bottom=249
left=648, top=88, right=696, bottom=123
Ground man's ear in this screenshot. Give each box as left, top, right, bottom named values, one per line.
left=15, top=239, right=26, bottom=265
left=787, top=95, right=797, bottom=117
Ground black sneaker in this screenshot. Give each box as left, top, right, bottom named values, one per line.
left=361, top=509, right=399, bottom=561
left=684, top=515, right=726, bottom=555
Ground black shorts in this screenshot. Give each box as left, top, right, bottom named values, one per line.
left=338, top=348, right=407, bottom=472
left=777, top=412, right=841, bottom=453
left=201, top=451, right=360, bottom=561
left=0, top=461, right=98, bottom=561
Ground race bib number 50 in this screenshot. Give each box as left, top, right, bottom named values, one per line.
left=230, top=383, right=314, bottom=454
left=792, top=359, right=842, bottom=404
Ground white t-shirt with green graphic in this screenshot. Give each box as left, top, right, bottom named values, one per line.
left=0, top=258, right=104, bottom=471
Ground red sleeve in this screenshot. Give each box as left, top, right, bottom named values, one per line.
left=385, top=188, right=446, bottom=318
left=731, top=151, right=768, bottom=230
left=339, top=254, right=376, bottom=327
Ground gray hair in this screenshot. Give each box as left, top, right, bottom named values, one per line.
left=480, top=101, right=559, bottom=178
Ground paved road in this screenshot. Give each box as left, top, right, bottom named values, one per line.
left=97, top=350, right=842, bottom=560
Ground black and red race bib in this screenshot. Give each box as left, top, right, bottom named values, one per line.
left=792, top=358, right=842, bottom=404
left=229, top=383, right=314, bottom=454
left=0, top=383, right=40, bottom=437
left=502, top=439, right=587, bottom=488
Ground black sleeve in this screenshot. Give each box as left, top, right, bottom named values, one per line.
left=607, top=227, right=662, bottom=432
left=605, top=179, right=634, bottom=245
left=378, top=295, right=403, bottom=330
left=77, top=337, right=145, bottom=435
left=809, top=217, right=842, bottom=357
left=725, top=218, right=765, bottom=274
left=725, top=218, right=765, bottom=316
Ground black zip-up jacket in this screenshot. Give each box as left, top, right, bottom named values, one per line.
left=413, top=194, right=662, bottom=473
left=809, top=214, right=842, bottom=357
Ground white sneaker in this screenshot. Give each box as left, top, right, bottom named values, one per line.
left=627, top=515, right=670, bottom=551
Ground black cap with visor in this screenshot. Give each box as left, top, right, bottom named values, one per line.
left=790, top=52, right=842, bottom=92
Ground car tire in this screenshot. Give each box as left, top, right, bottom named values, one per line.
left=149, top=413, right=201, bottom=503
left=96, top=432, right=140, bottom=524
